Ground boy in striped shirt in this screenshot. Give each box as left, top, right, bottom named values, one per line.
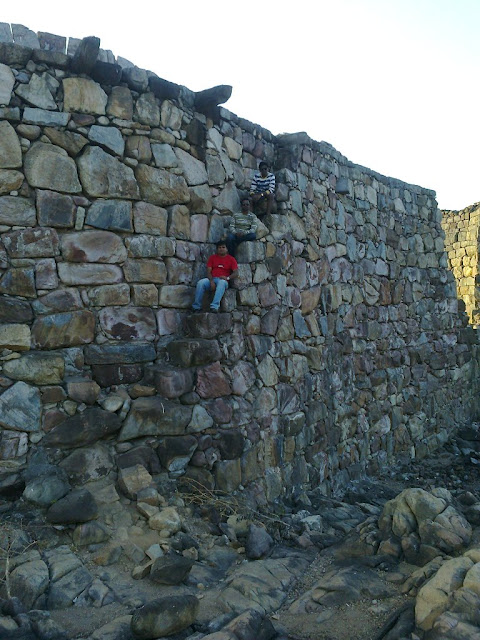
left=250, top=161, right=275, bottom=217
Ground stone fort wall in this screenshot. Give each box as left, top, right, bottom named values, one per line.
left=0, top=24, right=478, bottom=506
left=442, top=203, right=480, bottom=328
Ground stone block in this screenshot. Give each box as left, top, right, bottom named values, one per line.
left=0, top=121, right=21, bottom=168
left=25, top=142, right=81, bottom=193
left=44, top=128, right=88, bottom=157
left=78, top=146, right=139, bottom=200
left=99, top=306, right=156, bottom=341
left=149, top=366, right=195, bottom=398
left=184, top=312, right=232, bottom=338
left=85, top=343, right=155, bottom=364
left=135, top=164, right=190, bottom=207
left=0, top=62, right=14, bottom=105
left=23, top=107, right=69, bottom=126
left=36, top=190, right=75, bottom=228
left=92, top=364, right=144, bottom=387
left=159, top=285, right=192, bottom=308
left=0, top=297, right=32, bottom=323
left=133, top=201, right=167, bottom=235
left=58, top=263, right=123, bottom=285
left=86, top=199, right=133, bottom=232
left=31, top=310, right=95, bottom=349
left=215, top=459, right=241, bottom=492
left=119, top=397, right=192, bottom=441
left=88, top=125, right=125, bottom=156
left=124, top=259, right=167, bottom=284
left=0, top=168, right=23, bottom=194
left=63, top=77, right=107, bottom=114
left=196, top=362, right=231, bottom=398
left=3, top=227, right=59, bottom=258
left=0, top=381, right=41, bottom=432
left=4, top=353, right=65, bottom=384
left=166, top=338, right=221, bottom=367
left=61, top=230, right=127, bottom=263
left=117, top=464, right=153, bottom=499
left=107, top=86, right=133, bottom=120
left=0, top=267, right=36, bottom=297
left=0, top=323, right=30, bottom=351
left=0, top=196, right=36, bottom=226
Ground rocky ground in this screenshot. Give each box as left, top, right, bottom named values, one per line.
left=1, top=423, right=480, bottom=640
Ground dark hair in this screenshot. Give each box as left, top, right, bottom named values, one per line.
left=216, top=240, right=227, bottom=247
left=241, top=196, right=251, bottom=204
left=259, top=161, right=268, bottom=170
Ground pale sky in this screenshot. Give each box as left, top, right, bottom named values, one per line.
left=3, top=0, right=479, bottom=210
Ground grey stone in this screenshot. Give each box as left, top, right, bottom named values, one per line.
left=151, top=143, right=177, bottom=168
left=0, top=121, right=21, bottom=167
left=48, top=564, right=94, bottom=608
left=60, top=444, right=113, bottom=485
left=131, top=595, right=199, bottom=639
left=0, top=382, right=41, bottom=432
left=174, top=148, right=208, bottom=185
left=43, top=407, right=121, bottom=448
left=24, top=142, right=81, bottom=193
left=46, top=488, right=98, bottom=524
left=0, top=195, right=36, bottom=225
left=23, top=473, right=70, bottom=506
left=3, top=353, right=65, bottom=384
left=12, top=24, right=39, bottom=48
left=84, top=343, right=156, bottom=364
left=135, top=91, right=160, bottom=126
left=78, top=146, right=139, bottom=199
left=9, top=560, right=49, bottom=609
left=23, top=106, right=69, bottom=126
left=3, top=227, right=59, bottom=258
left=36, top=189, right=75, bottom=227
left=88, top=125, right=125, bottom=156
left=246, top=524, right=274, bottom=559
left=135, top=164, right=190, bottom=206
left=119, top=397, right=192, bottom=441
left=31, top=310, right=95, bottom=348
left=149, top=553, right=195, bottom=585
left=15, top=73, right=57, bottom=110
left=58, top=263, right=123, bottom=285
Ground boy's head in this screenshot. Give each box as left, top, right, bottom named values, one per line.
left=259, top=161, right=269, bottom=177
left=216, top=241, right=228, bottom=255
left=241, top=197, right=251, bottom=211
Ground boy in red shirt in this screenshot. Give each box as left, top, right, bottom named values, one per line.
left=192, top=241, right=238, bottom=312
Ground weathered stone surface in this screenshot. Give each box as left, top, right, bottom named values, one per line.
left=246, top=524, right=274, bottom=560
left=23, top=472, right=70, bottom=507
left=135, top=91, right=160, bottom=126
left=78, top=146, right=139, bottom=199
left=9, top=559, right=49, bottom=610
left=85, top=343, right=155, bottom=364
left=32, top=310, right=95, bottom=348
left=122, top=66, right=148, bottom=92
left=23, top=107, right=69, bottom=126
left=124, top=259, right=166, bottom=283
left=46, top=488, right=98, bottom=524
left=158, top=285, right=192, bottom=308
left=119, top=397, right=192, bottom=441
left=61, top=230, right=127, bottom=263
left=32, top=288, right=82, bottom=314
left=60, top=444, right=113, bottom=484
left=86, top=199, right=133, bottom=232
left=88, top=125, right=125, bottom=156
left=117, top=464, right=153, bottom=499
left=4, top=353, right=65, bottom=384
left=43, top=407, right=121, bottom=448
left=44, top=127, right=88, bottom=157
left=126, top=134, right=152, bottom=163
left=0, top=42, right=32, bottom=66
left=135, top=164, right=190, bottom=206
left=72, top=521, right=109, bottom=546
left=149, top=553, right=194, bottom=585
left=174, top=148, right=208, bottom=186
left=0, top=121, right=21, bottom=168
left=133, top=201, right=168, bottom=235
left=107, top=85, right=133, bottom=119
left=24, top=142, right=82, bottom=193
left=0, top=195, right=36, bottom=225
left=151, top=143, right=177, bottom=168
left=150, top=367, right=195, bottom=398
left=3, top=227, right=59, bottom=258
left=0, top=267, right=37, bottom=297
left=0, top=63, right=14, bottom=105
left=88, top=283, right=130, bottom=306
left=196, top=362, right=231, bottom=398
left=189, top=183, right=213, bottom=213
left=93, top=364, right=143, bottom=387
left=67, top=380, right=100, bottom=405
left=58, top=262, right=123, bottom=285
left=63, top=77, right=107, bottom=114
left=15, top=73, right=57, bottom=110
left=157, top=435, right=197, bottom=473
left=0, top=297, right=32, bottom=323
left=99, top=306, right=156, bottom=341
left=12, top=24, right=39, bottom=47
left=0, top=323, right=30, bottom=351
left=131, top=595, right=199, bottom=638
left=0, top=168, right=23, bottom=194
left=36, top=189, right=75, bottom=227
left=185, top=312, right=232, bottom=338
left=167, top=338, right=221, bottom=367
left=0, top=381, right=41, bottom=432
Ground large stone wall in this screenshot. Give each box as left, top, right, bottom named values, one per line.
left=0, top=24, right=478, bottom=506
left=442, top=203, right=480, bottom=327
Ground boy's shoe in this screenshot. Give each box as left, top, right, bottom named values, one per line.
left=209, top=307, right=219, bottom=313
left=192, top=308, right=201, bottom=313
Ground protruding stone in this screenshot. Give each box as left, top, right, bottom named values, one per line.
left=43, top=407, right=121, bottom=448
left=63, top=77, right=107, bottom=115
left=24, top=142, right=81, bottom=193
left=78, top=146, right=139, bottom=199
left=135, top=164, right=190, bottom=206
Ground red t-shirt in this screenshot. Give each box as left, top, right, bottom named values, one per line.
left=207, top=254, right=238, bottom=278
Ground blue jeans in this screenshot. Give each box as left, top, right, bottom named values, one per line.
left=226, top=232, right=256, bottom=257
left=192, top=277, right=229, bottom=311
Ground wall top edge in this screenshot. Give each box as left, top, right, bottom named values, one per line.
left=0, top=23, right=437, bottom=198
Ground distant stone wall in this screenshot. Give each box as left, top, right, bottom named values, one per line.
left=442, top=203, right=480, bottom=327
left=0, top=24, right=478, bottom=506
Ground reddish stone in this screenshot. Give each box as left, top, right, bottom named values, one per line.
left=92, top=364, right=143, bottom=387
left=196, top=362, right=231, bottom=399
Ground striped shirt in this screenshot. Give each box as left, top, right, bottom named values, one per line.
left=229, top=212, right=257, bottom=234
left=250, top=172, right=276, bottom=196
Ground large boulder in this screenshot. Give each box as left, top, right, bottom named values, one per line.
left=131, top=595, right=198, bottom=639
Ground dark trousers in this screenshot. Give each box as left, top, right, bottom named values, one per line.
left=226, top=232, right=256, bottom=257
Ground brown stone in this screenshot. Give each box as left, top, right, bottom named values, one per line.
left=60, top=231, right=127, bottom=263
left=3, top=227, right=59, bottom=258
left=135, top=164, right=190, bottom=207
left=31, top=310, right=95, bottom=349
left=99, top=307, right=156, bottom=341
